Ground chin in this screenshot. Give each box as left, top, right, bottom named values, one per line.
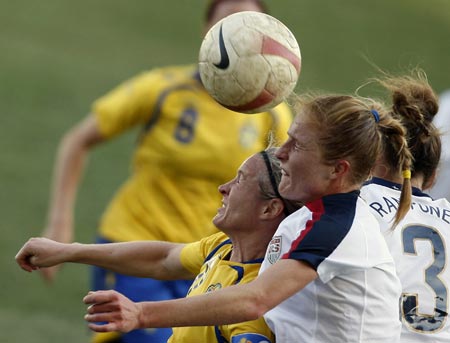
left=278, top=183, right=289, bottom=198
left=212, top=215, right=224, bottom=229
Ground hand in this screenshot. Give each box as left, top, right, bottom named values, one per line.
left=83, top=290, right=142, bottom=333
left=39, top=226, right=73, bottom=283
left=15, top=237, right=68, bottom=273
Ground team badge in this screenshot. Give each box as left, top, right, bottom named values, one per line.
left=266, top=236, right=282, bottom=264
left=231, top=333, right=271, bottom=343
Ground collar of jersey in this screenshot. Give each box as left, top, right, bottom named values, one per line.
left=366, top=177, right=431, bottom=198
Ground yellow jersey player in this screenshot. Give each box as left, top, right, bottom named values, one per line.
left=39, top=1, right=292, bottom=342
left=17, top=148, right=301, bottom=342
left=174, top=232, right=274, bottom=342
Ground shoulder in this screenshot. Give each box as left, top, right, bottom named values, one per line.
left=130, top=64, right=198, bottom=87
left=180, top=232, right=231, bottom=274
left=192, top=231, right=231, bottom=260
left=297, top=193, right=375, bottom=248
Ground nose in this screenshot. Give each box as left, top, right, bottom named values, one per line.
left=275, top=144, right=287, bottom=161
left=218, top=181, right=230, bottom=195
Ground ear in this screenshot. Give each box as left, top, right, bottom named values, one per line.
left=261, top=198, right=285, bottom=219
left=330, top=159, right=351, bottom=179
left=372, top=163, right=389, bottom=179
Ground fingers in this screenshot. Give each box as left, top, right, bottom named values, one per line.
left=87, top=301, right=118, bottom=315
left=87, top=322, right=119, bottom=332
left=16, top=261, right=37, bottom=273
left=83, top=290, right=118, bottom=305
left=83, top=290, right=138, bottom=333
left=85, top=311, right=119, bottom=324
left=15, top=242, right=39, bottom=272
left=15, top=253, right=37, bottom=272
left=84, top=303, right=122, bottom=333
left=83, top=291, right=120, bottom=332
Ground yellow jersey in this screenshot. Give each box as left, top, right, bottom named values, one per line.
left=171, top=232, right=275, bottom=342
left=93, top=64, right=292, bottom=243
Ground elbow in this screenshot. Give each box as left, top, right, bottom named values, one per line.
left=61, top=117, right=104, bottom=152
left=59, top=130, right=87, bottom=155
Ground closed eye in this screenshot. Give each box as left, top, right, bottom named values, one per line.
left=235, top=170, right=244, bottom=184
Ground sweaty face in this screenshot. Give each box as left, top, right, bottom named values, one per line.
left=276, top=114, right=334, bottom=203
left=213, top=154, right=267, bottom=233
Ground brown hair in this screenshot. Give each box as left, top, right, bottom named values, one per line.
left=375, top=70, right=441, bottom=188
left=291, top=92, right=412, bottom=226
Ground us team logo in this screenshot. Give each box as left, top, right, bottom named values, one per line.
left=267, top=236, right=282, bottom=264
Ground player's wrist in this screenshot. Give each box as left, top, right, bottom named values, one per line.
left=68, top=242, right=86, bottom=263
left=136, top=302, right=148, bottom=330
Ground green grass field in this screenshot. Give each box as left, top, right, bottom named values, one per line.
left=1, top=0, right=449, bottom=341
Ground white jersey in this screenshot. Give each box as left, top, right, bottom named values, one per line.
left=261, top=191, right=401, bottom=343
left=429, top=90, right=450, bottom=201
left=361, top=178, right=450, bottom=342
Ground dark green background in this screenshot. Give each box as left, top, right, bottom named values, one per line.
left=1, top=1, right=449, bottom=341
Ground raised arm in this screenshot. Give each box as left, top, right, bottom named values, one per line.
left=40, top=114, right=104, bottom=282
left=82, top=258, right=318, bottom=332
left=15, top=237, right=194, bottom=280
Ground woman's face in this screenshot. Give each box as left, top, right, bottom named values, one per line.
left=276, top=113, right=335, bottom=203
left=213, top=154, right=267, bottom=232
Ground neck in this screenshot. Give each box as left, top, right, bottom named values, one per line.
left=372, top=162, right=425, bottom=190
left=227, top=225, right=277, bottom=262
left=325, top=180, right=360, bottom=197
left=373, top=171, right=424, bottom=191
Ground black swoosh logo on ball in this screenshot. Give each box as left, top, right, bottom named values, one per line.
left=213, top=24, right=230, bottom=69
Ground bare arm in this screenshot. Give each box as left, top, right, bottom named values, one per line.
left=15, top=237, right=194, bottom=280
left=40, top=114, right=104, bottom=281
left=43, top=114, right=104, bottom=241
left=83, top=259, right=318, bottom=332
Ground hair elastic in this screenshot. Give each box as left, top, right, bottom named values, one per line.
left=260, top=150, right=291, bottom=216
left=402, top=170, right=411, bottom=179
left=370, top=109, right=380, bottom=123
left=260, top=151, right=282, bottom=198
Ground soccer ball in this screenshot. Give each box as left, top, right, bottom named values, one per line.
left=198, top=11, right=301, bottom=114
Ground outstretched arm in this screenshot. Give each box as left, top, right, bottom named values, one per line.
left=83, top=258, right=318, bottom=332
left=15, top=237, right=194, bottom=280
left=40, top=114, right=104, bottom=282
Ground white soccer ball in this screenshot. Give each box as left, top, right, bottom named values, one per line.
left=199, top=11, right=301, bottom=114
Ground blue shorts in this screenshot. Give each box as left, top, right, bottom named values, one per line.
left=91, top=236, right=193, bottom=343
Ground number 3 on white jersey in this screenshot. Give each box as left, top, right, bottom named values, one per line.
left=402, top=225, right=448, bottom=332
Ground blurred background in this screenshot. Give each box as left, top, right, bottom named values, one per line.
left=1, top=0, right=449, bottom=341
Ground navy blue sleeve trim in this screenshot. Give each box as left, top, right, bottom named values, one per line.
left=204, top=239, right=232, bottom=264
left=285, top=193, right=358, bottom=270
left=230, top=265, right=245, bottom=285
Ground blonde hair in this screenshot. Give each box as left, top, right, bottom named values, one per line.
left=259, top=147, right=302, bottom=216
